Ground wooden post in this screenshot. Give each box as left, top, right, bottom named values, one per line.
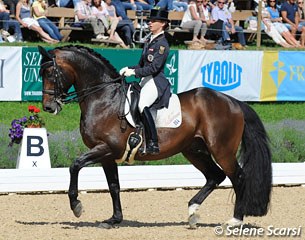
left=256, top=0, right=262, bottom=47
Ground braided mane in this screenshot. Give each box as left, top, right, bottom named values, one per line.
left=53, top=45, right=120, bottom=78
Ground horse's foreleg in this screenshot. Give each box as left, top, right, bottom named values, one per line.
left=99, top=161, right=123, bottom=228
left=68, top=145, right=111, bottom=218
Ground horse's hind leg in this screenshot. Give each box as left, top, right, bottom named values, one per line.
left=226, top=163, right=245, bottom=226
left=182, top=140, right=226, bottom=228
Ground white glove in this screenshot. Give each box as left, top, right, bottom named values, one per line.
left=123, top=68, right=135, bottom=77
left=119, top=67, right=128, bottom=75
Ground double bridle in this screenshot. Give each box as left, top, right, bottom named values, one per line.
left=40, top=56, right=131, bottom=123
left=40, top=57, right=125, bottom=105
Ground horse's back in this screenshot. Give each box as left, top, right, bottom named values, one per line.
left=178, top=87, right=242, bottom=117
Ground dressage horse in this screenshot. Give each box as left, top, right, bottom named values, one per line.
left=38, top=45, right=272, bottom=228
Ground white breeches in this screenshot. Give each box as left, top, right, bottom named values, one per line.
left=138, top=75, right=158, bottom=113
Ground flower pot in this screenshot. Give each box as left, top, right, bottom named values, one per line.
left=27, top=124, right=41, bottom=128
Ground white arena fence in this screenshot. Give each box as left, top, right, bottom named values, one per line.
left=0, top=163, right=305, bottom=193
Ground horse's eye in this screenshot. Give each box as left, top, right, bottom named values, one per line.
left=45, top=70, right=53, bottom=78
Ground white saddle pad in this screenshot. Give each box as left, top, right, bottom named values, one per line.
left=125, top=86, right=182, bottom=128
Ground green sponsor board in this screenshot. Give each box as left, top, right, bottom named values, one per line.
left=21, top=47, right=178, bottom=101
left=22, top=47, right=43, bottom=101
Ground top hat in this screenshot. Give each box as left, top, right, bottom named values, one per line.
left=148, top=9, right=170, bottom=22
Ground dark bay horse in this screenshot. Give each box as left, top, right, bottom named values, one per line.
left=38, top=45, right=272, bottom=229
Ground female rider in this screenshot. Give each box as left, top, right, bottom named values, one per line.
left=119, top=9, right=171, bottom=154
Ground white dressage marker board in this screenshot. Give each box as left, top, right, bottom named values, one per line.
left=16, top=128, right=51, bottom=169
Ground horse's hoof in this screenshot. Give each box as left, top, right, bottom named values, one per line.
left=98, top=222, right=113, bottom=229
left=72, top=201, right=83, bottom=218
left=188, top=213, right=200, bottom=229
left=225, top=217, right=243, bottom=227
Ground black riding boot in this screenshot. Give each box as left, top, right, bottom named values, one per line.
left=142, top=107, right=159, bottom=154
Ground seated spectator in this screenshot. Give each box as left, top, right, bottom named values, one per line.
left=280, top=0, right=305, bottom=46
left=74, top=0, right=108, bottom=40
left=32, top=0, right=63, bottom=41
left=135, top=0, right=153, bottom=10
left=0, top=0, right=23, bottom=41
left=211, top=0, right=246, bottom=48
left=266, top=0, right=300, bottom=47
left=56, top=0, right=74, bottom=7
left=105, top=0, right=135, bottom=47
left=108, top=0, right=128, bottom=19
left=156, top=0, right=188, bottom=11
left=91, top=0, right=128, bottom=47
left=181, top=0, right=214, bottom=43
left=16, top=0, right=59, bottom=43
left=261, top=0, right=293, bottom=47
left=297, top=0, right=305, bottom=26
left=121, top=0, right=137, bottom=12
left=3, top=0, right=18, bottom=15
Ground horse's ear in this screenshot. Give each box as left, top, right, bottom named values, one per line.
left=38, top=45, right=54, bottom=61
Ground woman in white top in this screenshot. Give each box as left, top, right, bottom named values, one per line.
left=15, top=0, right=58, bottom=43
left=181, top=0, right=214, bottom=43
left=91, top=0, right=128, bottom=48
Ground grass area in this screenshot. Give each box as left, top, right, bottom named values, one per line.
left=0, top=101, right=305, bottom=168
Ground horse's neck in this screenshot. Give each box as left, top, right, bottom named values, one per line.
left=77, top=81, right=122, bottom=118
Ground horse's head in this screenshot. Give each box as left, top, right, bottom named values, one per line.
left=38, top=46, right=74, bottom=115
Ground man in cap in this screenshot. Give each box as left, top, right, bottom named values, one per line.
left=119, top=9, right=171, bottom=155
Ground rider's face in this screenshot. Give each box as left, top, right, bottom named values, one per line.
left=149, top=20, right=166, bottom=34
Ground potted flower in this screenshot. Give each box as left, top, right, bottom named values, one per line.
left=8, top=105, right=45, bottom=146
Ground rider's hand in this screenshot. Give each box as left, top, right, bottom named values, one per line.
left=119, top=67, right=128, bottom=75
left=122, top=68, right=135, bottom=77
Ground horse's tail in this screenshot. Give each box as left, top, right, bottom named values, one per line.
left=238, top=101, right=272, bottom=216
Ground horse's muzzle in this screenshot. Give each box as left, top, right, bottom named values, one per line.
left=43, top=102, right=62, bottom=115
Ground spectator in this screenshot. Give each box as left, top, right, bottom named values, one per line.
left=280, top=0, right=305, bottom=46
left=0, top=0, right=23, bottom=42
left=16, top=0, right=59, bottom=43
left=74, top=0, right=108, bottom=39
left=3, top=0, right=18, bottom=15
left=91, top=0, right=128, bottom=47
left=56, top=0, right=74, bottom=7
left=181, top=0, right=214, bottom=43
left=121, top=0, right=137, bottom=11
left=111, top=0, right=130, bottom=20
left=297, top=0, right=305, bottom=25
left=156, top=0, right=188, bottom=11
left=135, top=0, right=153, bottom=10
left=266, top=0, right=300, bottom=47
left=211, top=0, right=246, bottom=47
left=261, top=0, right=293, bottom=47
left=32, top=0, right=63, bottom=41
left=104, top=0, right=135, bottom=47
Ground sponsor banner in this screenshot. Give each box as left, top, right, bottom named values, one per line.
left=261, top=51, right=305, bottom=101
left=22, top=47, right=43, bottom=101
left=21, top=47, right=178, bottom=101
left=0, top=47, right=22, bottom=101
left=177, top=50, right=263, bottom=101
left=164, top=51, right=179, bottom=94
